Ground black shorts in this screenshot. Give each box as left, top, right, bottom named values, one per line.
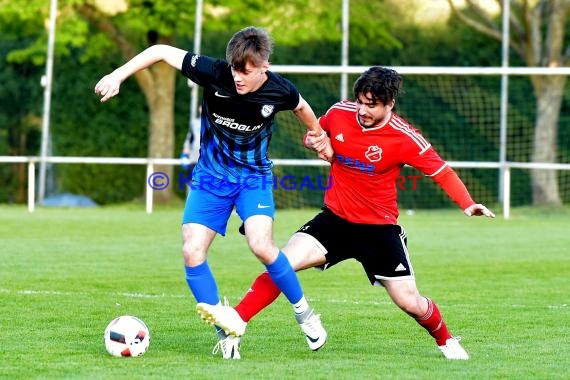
left=296, top=207, right=415, bottom=286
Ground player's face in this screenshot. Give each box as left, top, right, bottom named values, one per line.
left=231, top=61, right=269, bottom=94
left=355, top=92, right=394, bottom=128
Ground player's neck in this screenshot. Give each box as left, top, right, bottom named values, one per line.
left=251, top=72, right=268, bottom=92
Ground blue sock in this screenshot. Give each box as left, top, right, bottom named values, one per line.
left=184, top=261, right=219, bottom=305
left=265, top=251, right=303, bottom=304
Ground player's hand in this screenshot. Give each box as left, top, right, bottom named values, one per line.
left=317, top=139, right=335, bottom=163
left=304, top=130, right=328, bottom=151
left=94, top=73, right=122, bottom=102
left=304, top=131, right=335, bottom=163
left=464, top=204, right=495, bottom=218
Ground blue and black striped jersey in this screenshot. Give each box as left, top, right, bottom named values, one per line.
left=181, top=53, right=300, bottom=182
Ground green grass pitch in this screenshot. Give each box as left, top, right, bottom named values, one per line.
left=1, top=205, right=569, bottom=379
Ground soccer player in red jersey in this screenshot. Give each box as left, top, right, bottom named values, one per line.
left=219, top=67, right=494, bottom=360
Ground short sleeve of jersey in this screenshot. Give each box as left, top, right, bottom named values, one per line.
left=264, top=74, right=300, bottom=111
left=181, top=53, right=228, bottom=88
left=318, top=107, right=332, bottom=133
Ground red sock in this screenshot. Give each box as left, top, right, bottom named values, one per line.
left=235, top=271, right=281, bottom=322
left=415, top=298, right=452, bottom=346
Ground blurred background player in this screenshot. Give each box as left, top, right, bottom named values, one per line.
left=95, top=26, right=332, bottom=359
left=180, top=106, right=202, bottom=184
left=224, top=66, right=495, bottom=360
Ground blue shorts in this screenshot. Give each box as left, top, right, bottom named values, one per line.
left=182, top=174, right=275, bottom=235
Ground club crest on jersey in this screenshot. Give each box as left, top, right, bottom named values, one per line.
left=261, top=104, right=274, bottom=118
left=191, top=54, right=199, bottom=67
left=365, top=145, right=382, bottom=162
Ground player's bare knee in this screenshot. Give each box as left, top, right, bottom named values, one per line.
left=396, top=294, right=427, bottom=317
left=247, top=235, right=268, bottom=253
left=394, top=297, right=418, bottom=316
left=248, top=239, right=278, bottom=264
left=182, top=240, right=204, bottom=266
left=387, top=287, right=421, bottom=314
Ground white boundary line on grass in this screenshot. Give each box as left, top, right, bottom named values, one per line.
left=0, top=288, right=186, bottom=299
left=1, top=288, right=567, bottom=308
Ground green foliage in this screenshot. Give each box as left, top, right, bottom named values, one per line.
left=48, top=51, right=149, bottom=204
left=0, top=38, right=43, bottom=202
left=349, top=1, right=402, bottom=50
left=0, top=0, right=46, bottom=39
left=1, top=1, right=568, bottom=206
left=80, top=33, right=116, bottom=64
left=112, top=0, right=196, bottom=45
left=3, top=1, right=91, bottom=65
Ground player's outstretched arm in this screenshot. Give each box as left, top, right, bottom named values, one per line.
left=94, top=44, right=187, bottom=102
left=432, top=166, right=495, bottom=218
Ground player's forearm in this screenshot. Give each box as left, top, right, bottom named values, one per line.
left=113, top=45, right=186, bottom=82
left=293, top=96, right=334, bottom=161
left=432, top=166, right=475, bottom=210
left=293, top=96, right=323, bottom=134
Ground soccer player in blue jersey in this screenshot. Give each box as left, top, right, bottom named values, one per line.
left=95, top=26, right=331, bottom=358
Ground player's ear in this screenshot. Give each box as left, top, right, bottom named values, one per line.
left=261, top=61, right=270, bottom=73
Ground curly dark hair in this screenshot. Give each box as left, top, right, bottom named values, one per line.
left=353, top=67, right=402, bottom=106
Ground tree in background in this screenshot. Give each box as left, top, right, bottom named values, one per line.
left=1, top=0, right=398, bottom=204
left=447, top=0, right=567, bottom=206
left=0, top=0, right=194, bottom=203
left=0, top=6, right=44, bottom=203
left=76, top=0, right=195, bottom=204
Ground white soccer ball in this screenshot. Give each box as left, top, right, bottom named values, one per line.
left=104, top=315, right=150, bottom=357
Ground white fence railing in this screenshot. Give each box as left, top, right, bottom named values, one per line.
left=2, top=156, right=570, bottom=218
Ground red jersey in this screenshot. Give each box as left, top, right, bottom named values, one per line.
left=319, top=100, right=450, bottom=225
